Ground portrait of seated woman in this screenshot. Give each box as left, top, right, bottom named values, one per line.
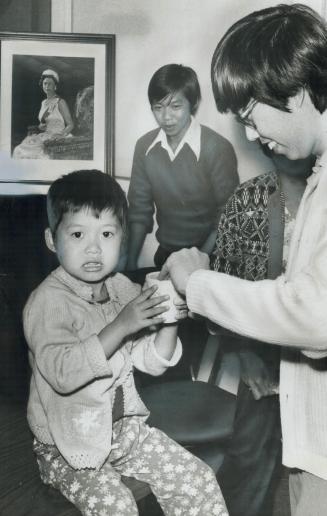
left=13, top=69, right=74, bottom=160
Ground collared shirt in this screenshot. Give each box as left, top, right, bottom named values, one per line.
left=145, top=117, right=201, bottom=161
left=311, top=152, right=327, bottom=185
left=128, top=124, right=239, bottom=250
left=53, top=266, right=120, bottom=304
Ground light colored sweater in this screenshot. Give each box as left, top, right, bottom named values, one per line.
left=186, top=157, right=327, bottom=479
left=24, top=267, right=182, bottom=470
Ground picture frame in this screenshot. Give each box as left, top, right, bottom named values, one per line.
left=0, top=31, right=115, bottom=184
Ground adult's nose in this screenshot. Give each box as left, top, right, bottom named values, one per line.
left=245, top=125, right=260, bottom=142
left=162, top=106, right=172, bottom=121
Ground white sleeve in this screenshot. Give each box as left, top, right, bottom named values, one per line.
left=130, top=332, right=182, bottom=376
left=186, top=242, right=327, bottom=358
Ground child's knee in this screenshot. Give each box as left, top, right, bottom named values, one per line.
left=181, top=447, right=219, bottom=486
left=197, top=457, right=217, bottom=482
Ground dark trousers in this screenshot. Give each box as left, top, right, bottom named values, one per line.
left=154, top=244, right=201, bottom=269
left=217, top=380, right=282, bottom=516
left=153, top=245, right=173, bottom=269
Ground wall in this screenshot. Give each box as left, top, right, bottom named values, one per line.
left=51, top=0, right=325, bottom=266
left=1, top=0, right=325, bottom=262
left=50, top=0, right=278, bottom=265
left=0, top=0, right=51, bottom=195
left=57, top=0, right=324, bottom=183
left=52, top=0, right=326, bottom=186
left=54, top=0, right=278, bottom=183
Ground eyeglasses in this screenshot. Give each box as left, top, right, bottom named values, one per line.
left=235, top=99, right=258, bottom=129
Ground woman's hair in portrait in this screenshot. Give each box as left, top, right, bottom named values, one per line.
left=39, top=69, right=60, bottom=88
left=148, top=63, right=201, bottom=115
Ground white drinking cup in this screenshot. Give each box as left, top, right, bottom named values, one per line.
left=145, top=271, right=184, bottom=323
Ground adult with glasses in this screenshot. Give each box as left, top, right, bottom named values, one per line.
left=160, top=5, right=327, bottom=515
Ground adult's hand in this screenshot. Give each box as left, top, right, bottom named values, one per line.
left=159, top=247, right=210, bottom=296
left=239, top=351, right=279, bottom=400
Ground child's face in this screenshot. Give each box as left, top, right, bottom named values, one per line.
left=46, top=207, right=123, bottom=288
left=151, top=90, right=192, bottom=143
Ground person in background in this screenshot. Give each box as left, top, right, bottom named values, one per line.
left=211, top=148, right=314, bottom=516
left=13, top=69, right=74, bottom=159
left=160, top=5, right=327, bottom=515
left=127, top=63, right=238, bottom=270
left=23, top=169, right=228, bottom=516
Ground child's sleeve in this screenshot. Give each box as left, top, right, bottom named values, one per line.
left=23, top=290, right=112, bottom=394
left=113, top=273, right=183, bottom=375
left=130, top=332, right=182, bottom=376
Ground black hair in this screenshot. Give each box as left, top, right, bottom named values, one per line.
left=211, top=3, right=327, bottom=114
left=47, top=169, right=128, bottom=237
left=148, top=64, right=201, bottom=115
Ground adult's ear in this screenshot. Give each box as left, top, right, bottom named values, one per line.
left=192, top=100, right=200, bottom=115
left=290, top=88, right=306, bottom=110
left=45, top=227, right=56, bottom=253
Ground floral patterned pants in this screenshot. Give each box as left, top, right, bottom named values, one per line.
left=34, top=416, right=228, bottom=516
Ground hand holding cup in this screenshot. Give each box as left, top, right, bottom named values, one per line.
left=145, top=271, right=187, bottom=324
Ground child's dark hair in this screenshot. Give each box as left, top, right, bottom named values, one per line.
left=211, top=3, right=327, bottom=115
left=47, top=169, right=128, bottom=237
left=148, top=64, right=201, bottom=115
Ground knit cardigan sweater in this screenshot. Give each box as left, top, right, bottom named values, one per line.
left=23, top=268, right=182, bottom=470
left=127, top=125, right=238, bottom=251
left=186, top=158, right=327, bottom=479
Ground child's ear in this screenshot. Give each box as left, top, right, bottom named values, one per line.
left=45, top=227, right=56, bottom=253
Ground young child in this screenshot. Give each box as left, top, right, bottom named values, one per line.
left=23, top=169, right=227, bottom=516
left=127, top=63, right=238, bottom=270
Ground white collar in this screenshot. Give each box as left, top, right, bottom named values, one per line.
left=145, top=117, right=201, bottom=161
left=307, top=153, right=326, bottom=188
left=314, top=151, right=327, bottom=170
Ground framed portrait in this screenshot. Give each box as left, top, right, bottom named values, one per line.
left=0, top=31, right=115, bottom=183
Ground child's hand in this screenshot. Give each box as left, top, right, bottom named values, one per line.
left=174, top=297, right=188, bottom=321
left=116, top=285, right=169, bottom=337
